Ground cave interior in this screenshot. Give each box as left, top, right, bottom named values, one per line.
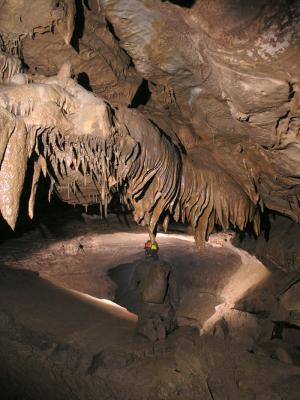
left=0, top=1, right=300, bottom=399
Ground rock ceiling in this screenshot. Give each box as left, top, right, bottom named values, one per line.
left=0, top=0, right=299, bottom=249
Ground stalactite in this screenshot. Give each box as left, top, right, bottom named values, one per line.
left=28, top=158, right=42, bottom=219
left=0, top=120, right=28, bottom=229
left=0, top=50, right=22, bottom=83
left=0, top=106, right=15, bottom=166
left=0, top=66, right=264, bottom=249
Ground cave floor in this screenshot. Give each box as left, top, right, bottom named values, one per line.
left=0, top=212, right=300, bottom=399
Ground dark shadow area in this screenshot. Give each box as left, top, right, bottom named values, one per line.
left=237, top=209, right=275, bottom=243
left=0, top=186, right=81, bottom=247
left=130, top=79, right=151, bottom=108
left=261, top=209, right=276, bottom=241
left=77, top=71, right=92, bottom=91
left=234, top=210, right=300, bottom=274
left=71, top=0, right=85, bottom=52
left=272, top=321, right=300, bottom=340
left=106, top=18, right=120, bottom=42
left=163, top=0, right=196, bottom=7
left=83, top=0, right=91, bottom=10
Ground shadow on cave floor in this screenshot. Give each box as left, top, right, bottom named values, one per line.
left=0, top=266, right=138, bottom=353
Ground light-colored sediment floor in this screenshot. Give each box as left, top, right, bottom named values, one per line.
left=0, top=215, right=300, bottom=400
left=0, top=215, right=273, bottom=347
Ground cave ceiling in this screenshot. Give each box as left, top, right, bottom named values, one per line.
left=0, top=0, right=299, bottom=249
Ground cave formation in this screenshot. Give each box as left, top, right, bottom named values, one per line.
left=0, top=1, right=300, bottom=399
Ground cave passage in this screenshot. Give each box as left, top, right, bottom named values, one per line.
left=0, top=0, right=300, bottom=399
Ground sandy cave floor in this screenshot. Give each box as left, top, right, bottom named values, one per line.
left=0, top=211, right=300, bottom=399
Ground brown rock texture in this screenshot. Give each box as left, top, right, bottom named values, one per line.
left=0, top=0, right=299, bottom=248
